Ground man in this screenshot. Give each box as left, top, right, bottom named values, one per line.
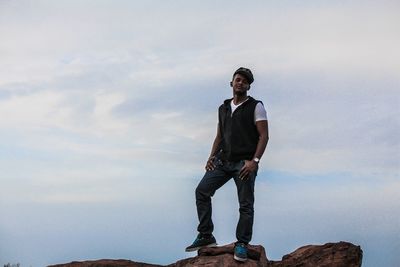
left=185, top=67, right=269, bottom=262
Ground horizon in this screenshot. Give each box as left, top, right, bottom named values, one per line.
left=1, top=1, right=399, bottom=267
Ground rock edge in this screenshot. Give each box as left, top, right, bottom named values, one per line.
left=48, top=241, right=363, bottom=267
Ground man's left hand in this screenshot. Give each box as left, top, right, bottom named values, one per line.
left=239, top=160, right=258, bottom=180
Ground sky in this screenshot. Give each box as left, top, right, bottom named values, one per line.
left=0, top=0, right=399, bottom=266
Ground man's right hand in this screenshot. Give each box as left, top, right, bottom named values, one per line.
left=205, top=156, right=216, bottom=171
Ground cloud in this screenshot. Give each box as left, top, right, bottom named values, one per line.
left=239, top=64, right=398, bottom=178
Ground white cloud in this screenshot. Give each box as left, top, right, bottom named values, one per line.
left=0, top=90, right=65, bottom=129
left=0, top=0, right=398, bottom=185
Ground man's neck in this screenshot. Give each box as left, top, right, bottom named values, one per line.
left=233, top=94, right=249, bottom=105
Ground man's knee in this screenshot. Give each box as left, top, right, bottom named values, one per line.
left=196, top=183, right=214, bottom=200
left=239, top=200, right=254, bottom=215
left=195, top=184, right=207, bottom=199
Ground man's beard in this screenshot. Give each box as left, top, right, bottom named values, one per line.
left=235, top=90, right=247, bottom=97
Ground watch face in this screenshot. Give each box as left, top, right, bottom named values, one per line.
left=254, top=158, right=260, bottom=163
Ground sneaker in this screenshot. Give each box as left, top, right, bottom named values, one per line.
left=234, top=242, right=248, bottom=262
left=185, top=233, right=217, bottom=252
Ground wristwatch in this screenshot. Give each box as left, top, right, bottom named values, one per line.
left=253, top=157, right=260, bottom=164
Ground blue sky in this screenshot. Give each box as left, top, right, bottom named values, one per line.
left=0, top=1, right=399, bottom=266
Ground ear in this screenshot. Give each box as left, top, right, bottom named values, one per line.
left=230, top=81, right=233, bottom=87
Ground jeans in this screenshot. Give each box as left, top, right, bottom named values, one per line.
left=195, top=159, right=257, bottom=244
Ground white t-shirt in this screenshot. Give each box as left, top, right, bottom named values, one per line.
left=230, top=98, right=268, bottom=124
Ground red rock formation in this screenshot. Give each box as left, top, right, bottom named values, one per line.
left=269, top=241, right=363, bottom=267
left=48, top=259, right=163, bottom=267
left=174, top=243, right=268, bottom=267
left=48, top=241, right=362, bottom=267
left=48, top=260, right=162, bottom=267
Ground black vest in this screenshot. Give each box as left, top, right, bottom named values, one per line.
left=218, top=96, right=261, bottom=161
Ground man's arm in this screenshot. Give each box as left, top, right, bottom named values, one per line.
left=253, top=120, right=269, bottom=160
left=239, top=120, right=269, bottom=179
left=205, top=123, right=222, bottom=171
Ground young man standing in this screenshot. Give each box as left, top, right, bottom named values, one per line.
left=185, top=67, right=269, bottom=262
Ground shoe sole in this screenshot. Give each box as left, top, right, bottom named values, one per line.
left=185, top=242, right=217, bottom=252
left=234, top=255, right=247, bottom=262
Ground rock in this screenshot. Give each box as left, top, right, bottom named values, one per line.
left=48, top=259, right=163, bottom=267
left=269, top=241, right=363, bottom=267
left=48, top=241, right=362, bottom=267
left=173, top=243, right=269, bottom=267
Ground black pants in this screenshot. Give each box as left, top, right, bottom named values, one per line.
left=195, top=159, right=257, bottom=244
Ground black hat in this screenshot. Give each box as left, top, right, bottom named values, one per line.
left=233, top=67, right=254, bottom=84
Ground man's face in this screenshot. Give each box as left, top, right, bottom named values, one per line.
left=231, top=73, right=250, bottom=96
